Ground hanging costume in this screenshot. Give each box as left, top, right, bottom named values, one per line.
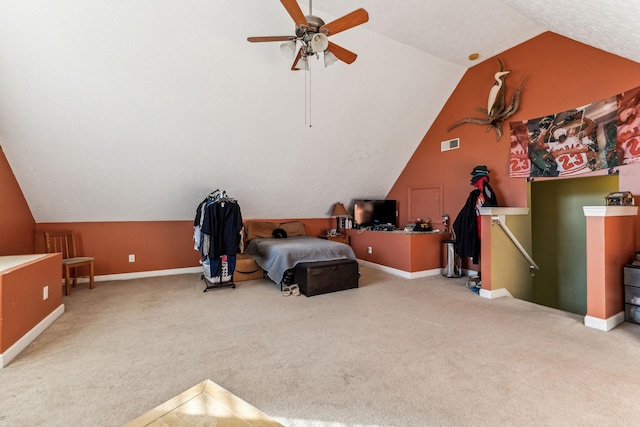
left=453, top=166, right=498, bottom=264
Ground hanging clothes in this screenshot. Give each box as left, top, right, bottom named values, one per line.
left=194, top=190, right=234, bottom=259
left=453, top=166, right=498, bottom=264
left=201, top=198, right=243, bottom=259
left=193, top=190, right=243, bottom=281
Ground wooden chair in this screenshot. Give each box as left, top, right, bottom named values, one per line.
left=44, top=230, right=95, bottom=296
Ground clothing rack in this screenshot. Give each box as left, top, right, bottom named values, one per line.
left=194, top=189, right=243, bottom=292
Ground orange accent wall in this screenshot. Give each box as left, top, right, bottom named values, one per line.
left=387, top=32, right=640, bottom=258
left=34, top=218, right=334, bottom=276
left=585, top=215, right=637, bottom=319
left=0, top=147, right=35, bottom=255
left=1, top=254, right=62, bottom=352
left=34, top=221, right=201, bottom=276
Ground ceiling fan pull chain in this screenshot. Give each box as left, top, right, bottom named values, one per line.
left=305, top=60, right=312, bottom=128
left=309, top=60, right=312, bottom=127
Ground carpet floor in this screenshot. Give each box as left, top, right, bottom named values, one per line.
left=1, top=265, right=639, bottom=426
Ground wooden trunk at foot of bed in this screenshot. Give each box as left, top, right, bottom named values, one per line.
left=293, top=259, right=359, bottom=297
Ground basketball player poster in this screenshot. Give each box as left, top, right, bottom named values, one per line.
left=508, top=85, right=640, bottom=178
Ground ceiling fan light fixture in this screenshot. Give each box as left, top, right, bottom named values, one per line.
left=324, top=50, right=338, bottom=67
left=309, top=33, right=329, bottom=53
left=294, top=56, right=309, bottom=71
left=280, top=40, right=297, bottom=59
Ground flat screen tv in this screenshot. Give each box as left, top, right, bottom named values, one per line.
left=353, top=200, right=397, bottom=228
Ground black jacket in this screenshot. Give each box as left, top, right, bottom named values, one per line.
left=452, top=183, right=498, bottom=264
left=201, top=201, right=243, bottom=259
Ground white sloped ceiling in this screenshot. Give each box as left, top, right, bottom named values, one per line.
left=0, top=1, right=465, bottom=222
left=2, top=1, right=637, bottom=223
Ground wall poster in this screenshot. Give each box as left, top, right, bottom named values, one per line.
left=509, top=86, right=640, bottom=178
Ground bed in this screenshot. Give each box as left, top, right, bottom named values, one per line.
left=243, top=221, right=357, bottom=284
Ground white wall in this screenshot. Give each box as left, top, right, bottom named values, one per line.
left=0, top=1, right=464, bottom=222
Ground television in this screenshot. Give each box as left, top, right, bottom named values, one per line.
left=353, top=200, right=397, bottom=228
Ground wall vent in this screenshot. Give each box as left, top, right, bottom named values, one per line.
left=441, top=138, right=460, bottom=152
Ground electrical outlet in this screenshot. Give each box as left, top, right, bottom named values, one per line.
left=367, top=246, right=373, bottom=254
left=128, top=254, right=135, bottom=263
left=43, top=286, right=48, bottom=300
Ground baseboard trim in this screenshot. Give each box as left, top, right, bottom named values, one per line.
left=96, top=267, right=202, bottom=282
left=76, top=263, right=471, bottom=284
left=1, top=304, right=65, bottom=368
left=479, top=287, right=512, bottom=299
left=407, top=268, right=444, bottom=279
left=357, top=260, right=441, bottom=279
left=64, top=267, right=203, bottom=284
left=584, top=312, right=625, bottom=331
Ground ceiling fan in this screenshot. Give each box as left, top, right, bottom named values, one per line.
left=247, top=0, right=369, bottom=70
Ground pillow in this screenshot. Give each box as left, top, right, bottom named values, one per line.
left=245, top=221, right=278, bottom=241
left=279, top=221, right=306, bottom=237
left=272, top=228, right=288, bottom=239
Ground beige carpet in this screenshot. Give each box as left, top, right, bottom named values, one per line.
left=1, top=265, right=639, bottom=427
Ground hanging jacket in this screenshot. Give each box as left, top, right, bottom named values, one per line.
left=201, top=200, right=243, bottom=259
left=453, top=181, right=498, bottom=264
left=453, top=189, right=481, bottom=264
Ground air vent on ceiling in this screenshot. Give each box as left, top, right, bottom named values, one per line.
left=441, top=138, right=460, bottom=152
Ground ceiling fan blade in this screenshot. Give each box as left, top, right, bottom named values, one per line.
left=291, top=49, right=303, bottom=71
left=280, top=0, right=309, bottom=28
left=247, top=36, right=295, bottom=43
left=320, top=8, right=369, bottom=36
left=291, top=49, right=302, bottom=71
left=327, top=41, right=357, bottom=64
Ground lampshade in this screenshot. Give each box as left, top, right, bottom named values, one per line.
left=324, top=51, right=338, bottom=68
left=309, top=33, right=329, bottom=53
left=280, top=41, right=296, bottom=59
left=331, top=202, right=349, bottom=217
left=294, top=56, right=309, bottom=71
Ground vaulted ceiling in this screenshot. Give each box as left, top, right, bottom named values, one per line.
left=0, top=1, right=637, bottom=223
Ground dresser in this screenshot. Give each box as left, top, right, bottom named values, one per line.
left=624, top=264, right=640, bottom=324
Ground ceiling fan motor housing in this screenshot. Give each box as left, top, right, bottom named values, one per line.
left=304, top=15, right=325, bottom=32
left=295, top=15, right=325, bottom=37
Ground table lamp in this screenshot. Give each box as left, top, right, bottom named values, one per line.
left=331, top=202, right=349, bottom=234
